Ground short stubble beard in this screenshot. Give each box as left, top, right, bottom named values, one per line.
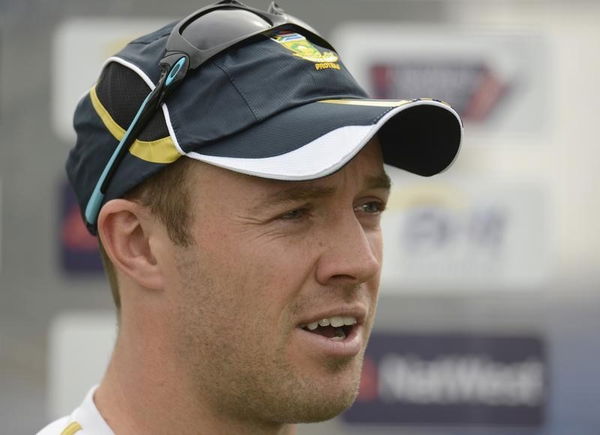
left=171, top=248, right=367, bottom=429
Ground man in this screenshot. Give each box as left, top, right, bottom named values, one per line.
left=39, top=1, right=462, bottom=434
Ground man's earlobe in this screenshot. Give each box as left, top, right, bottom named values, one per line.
left=97, top=199, right=164, bottom=290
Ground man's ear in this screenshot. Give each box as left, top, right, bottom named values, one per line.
left=97, top=199, right=165, bottom=290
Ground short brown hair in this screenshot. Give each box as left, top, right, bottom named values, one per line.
left=98, top=156, right=196, bottom=310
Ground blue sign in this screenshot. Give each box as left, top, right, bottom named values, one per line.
left=60, top=181, right=103, bottom=274
left=343, top=333, right=547, bottom=426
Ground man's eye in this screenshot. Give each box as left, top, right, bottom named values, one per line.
left=355, top=201, right=386, bottom=214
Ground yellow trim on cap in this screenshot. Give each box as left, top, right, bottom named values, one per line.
left=60, top=421, right=82, bottom=435
left=89, top=86, right=181, bottom=164
left=319, top=99, right=412, bottom=107
left=319, top=98, right=451, bottom=108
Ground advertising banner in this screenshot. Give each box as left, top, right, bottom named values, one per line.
left=332, top=24, right=550, bottom=140
left=343, top=332, right=547, bottom=427
left=59, top=181, right=103, bottom=275
left=380, top=178, right=552, bottom=293
left=52, top=19, right=169, bottom=143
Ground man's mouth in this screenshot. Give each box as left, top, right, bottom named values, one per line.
left=301, top=316, right=358, bottom=342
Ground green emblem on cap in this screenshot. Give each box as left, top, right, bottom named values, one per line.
left=271, top=31, right=339, bottom=65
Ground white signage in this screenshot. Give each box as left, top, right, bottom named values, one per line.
left=331, top=24, right=550, bottom=141
left=47, top=311, right=116, bottom=419
left=380, top=176, right=553, bottom=293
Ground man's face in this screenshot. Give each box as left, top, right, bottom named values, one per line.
left=161, top=139, right=390, bottom=425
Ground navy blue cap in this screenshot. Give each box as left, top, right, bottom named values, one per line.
left=67, top=21, right=463, bottom=234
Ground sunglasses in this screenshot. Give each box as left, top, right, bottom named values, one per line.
left=84, top=0, right=335, bottom=227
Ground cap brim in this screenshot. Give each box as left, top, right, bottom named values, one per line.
left=184, top=98, right=463, bottom=180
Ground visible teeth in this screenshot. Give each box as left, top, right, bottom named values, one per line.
left=304, top=316, right=358, bottom=330
left=330, top=316, right=345, bottom=328
left=330, top=336, right=344, bottom=341
left=307, top=322, right=319, bottom=331
left=343, top=317, right=357, bottom=326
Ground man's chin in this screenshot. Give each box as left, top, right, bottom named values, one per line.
left=283, top=366, right=363, bottom=423
left=286, top=386, right=359, bottom=423
left=285, top=352, right=365, bottom=422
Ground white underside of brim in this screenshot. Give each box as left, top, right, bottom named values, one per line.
left=185, top=100, right=462, bottom=180
left=186, top=124, right=373, bottom=180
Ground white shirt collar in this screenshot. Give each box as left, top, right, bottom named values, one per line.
left=71, top=386, right=114, bottom=435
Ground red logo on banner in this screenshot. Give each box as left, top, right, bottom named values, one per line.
left=357, top=357, right=379, bottom=402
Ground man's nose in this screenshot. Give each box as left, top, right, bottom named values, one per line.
left=314, top=213, right=381, bottom=287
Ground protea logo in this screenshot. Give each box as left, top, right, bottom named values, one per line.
left=270, top=30, right=339, bottom=65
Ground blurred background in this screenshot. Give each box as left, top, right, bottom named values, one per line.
left=1, top=0, right=599, bottom=434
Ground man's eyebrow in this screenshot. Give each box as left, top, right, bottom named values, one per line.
left=254, top=185, right=337, bottom=212
left=252, top=172, right=392, bottom=213
left=366, top=172, right=392, bottom=190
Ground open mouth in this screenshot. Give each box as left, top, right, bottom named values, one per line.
left=301, top=316, right=357, bottom=341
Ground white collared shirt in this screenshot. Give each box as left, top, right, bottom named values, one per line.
left=37, top=386, right=114, bottom=435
